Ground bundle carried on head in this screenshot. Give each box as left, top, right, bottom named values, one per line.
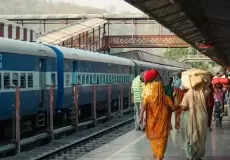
left=211, top=77, right=230, bottom=85
left=181, top=68, right=212, bottom=89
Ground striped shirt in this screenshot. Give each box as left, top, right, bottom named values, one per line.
left=131, top=75, right=144, bottom=103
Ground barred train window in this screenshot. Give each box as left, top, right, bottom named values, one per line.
left=66, top=74, right=70, bottom=86
left=12, top=73, right=18, bottom=86
left=20, top=73, right=26, bottom=88
left=51, top=73, right=56, bottom=85
left=4, top=73, right=10, bottom=89
left=28, top=73, right=33, bottom=88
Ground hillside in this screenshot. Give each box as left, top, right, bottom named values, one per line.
left=0, top=0, right=107, bottom=14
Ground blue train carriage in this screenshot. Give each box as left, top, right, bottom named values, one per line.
left=50, top=46, right=135, bottom=123
left=163, top=66, right=183, bottom=83
left=131, top=60, right=165, bottom=82
left=0, top=38, right=57, bottom=140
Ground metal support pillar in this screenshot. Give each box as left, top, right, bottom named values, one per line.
left=108, top=84, right=111, bottom=118
left=107, top=22, right=110, bottom=54
left=135, top=20, right=137, bottom=36
left=49, top=85, right=54, bottom=142
left=92, top=28, right=95, bottom=51
left=86, top=31, right=88, bottom=47
left=15, top=86, right=20, bottom=154
left=128, top=85, right=131, bottom=111
left=103, top=23, right=106, bottom=54
left=99, top=25, right=101, bottom=47
left=43, top=20, right=46, bottom=33
left=74, top=85, right=79, bottom=131
left=120, top=85, right=123, bottom=115
left=71, top=37, right=73, bottom=48
left=82, top=32, right=85, bottom=47
left=92, top=85, right=97, bottom=126
left=78, top=34, right=81, bottom=49
left=107, top=20, right=110, bottom=36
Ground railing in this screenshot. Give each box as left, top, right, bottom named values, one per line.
left=82, top=39, right=104, bottom=52
left=105, top=35, right=189, bottom=48
left=179, top=54, right=212, bottom=62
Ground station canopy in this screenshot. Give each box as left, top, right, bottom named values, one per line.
left=38, top=18, right=107, bottom=45
left=125, top=0, right=230, bottom=67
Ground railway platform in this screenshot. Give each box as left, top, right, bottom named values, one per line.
left=76, top=114, right=230, bottom=160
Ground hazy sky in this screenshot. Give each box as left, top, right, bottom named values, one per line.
left=54, top=0, right=142, bottom=13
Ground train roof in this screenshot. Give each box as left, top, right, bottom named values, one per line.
left=53, top=46, right=135, bottom=66
left=131, top=59, right=165, bottom=69
left=0, top=38, right=55, bottom=57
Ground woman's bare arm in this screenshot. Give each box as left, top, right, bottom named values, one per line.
left=180, top=104, right=189, bottom=111
left=139, top=103, right=146, bottom=123
left=166, top=96, right=179, bottom=111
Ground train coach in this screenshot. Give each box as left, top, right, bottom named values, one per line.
left=0, top=37, right=190, bottom=141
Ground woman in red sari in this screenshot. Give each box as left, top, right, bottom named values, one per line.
left=172, top=71, right=185, bottom=130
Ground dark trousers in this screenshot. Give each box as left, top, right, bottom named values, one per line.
left=207, top=107, right=213, bottom=128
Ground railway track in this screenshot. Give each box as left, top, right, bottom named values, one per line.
left=4, top=114, right=134, bottom=160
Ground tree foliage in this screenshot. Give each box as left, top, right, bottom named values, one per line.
left=163, top=47, right=218, bottom=72
left=163, top=47, right=197, bottom=61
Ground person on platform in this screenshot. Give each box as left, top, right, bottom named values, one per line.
left=131, top=70, right=145, bottom=130
left=164, top=77, right=174, bottom=130
left=180, top=78, right=210, bottom=160
left=224, top=84, right=230, bottom=114
left=164, top=77, right=174, bottom=100
left=213, top=84, right=225, bottom=127
left=206, top=83, right=215, bottom=131
left=139, top=70, right=178, bottom=160
left=214, top=72, right=220, bottom=78
left=172, top=71, right=184, bottom=130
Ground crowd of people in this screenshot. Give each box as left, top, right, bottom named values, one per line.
left=131, top=68, right=230, bottom=160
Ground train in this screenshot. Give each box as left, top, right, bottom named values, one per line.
left=0, top=37, right=191, bottom=140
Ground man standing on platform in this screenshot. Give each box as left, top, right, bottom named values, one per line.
left=131, top=70, right=145, bottom=130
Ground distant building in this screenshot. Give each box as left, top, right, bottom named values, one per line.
left=0, top=19, right=36, bottom=42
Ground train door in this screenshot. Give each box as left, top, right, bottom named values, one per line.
left=37, top=58, right=46, bottom=128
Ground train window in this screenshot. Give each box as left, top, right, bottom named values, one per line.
left=92, top=74, right=97, bottom=84
left=20, top=73, right=26, bottom=88
left=108, top=74, right=111, bottom=83
left=99, top=74, right=102, bottom=84
left=77, top=75, right=81, bottom=85
left=12, top=73, right=18, bottom=86
left=85, top=74, right=89, bottom=84
left=117, top=75, right=120, bottom=83
left=105, top=74, right=108, bottom=84
left=114, top=75, right=117, bottom=83
left=82, top=74, right=85, bottom=84
left=0, top=73, right=1, bottom=89
left=103, top=74, right=106, bottom=84
left=28, top=73, right=33, bottom=88
left=66, top=74, right=70, bottom=86
left=4, top=73, right=10, bottom=89
left=89, top=74, right=92, bottom=84
left=51, top=73, right=56, bottom=85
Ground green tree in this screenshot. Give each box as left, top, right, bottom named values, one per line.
left=163, top=47, right=218, bottom=72
left=163, top=47, right=197, bottom=60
